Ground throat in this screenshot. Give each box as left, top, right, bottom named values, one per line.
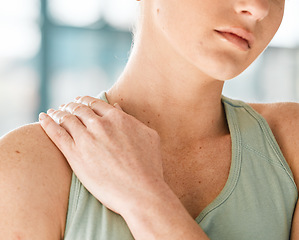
left=146, top=106, right=229, bottom=146
left=106, top=87, right=228, bottom=141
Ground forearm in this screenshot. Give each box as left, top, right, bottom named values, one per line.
left=122, top=184, right=210, bottom=240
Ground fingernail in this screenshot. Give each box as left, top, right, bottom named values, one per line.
left=114, top=103, right=123, bottom=111
left=47, top=109, right=55, bottom=114
left=75, top=96, right=81, bottom=102
left=39, top=112, right=47, bottom=121
left=59, top=104, right=66, bottom=109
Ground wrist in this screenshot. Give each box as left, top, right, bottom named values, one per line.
left=121, top=180, right=173, bottom=218
left=120, top=182, right=209, bottom=240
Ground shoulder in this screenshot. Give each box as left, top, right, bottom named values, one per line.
left=249, top=102, right=299, bottom=187
left=0, top=123, right=72, bottom=239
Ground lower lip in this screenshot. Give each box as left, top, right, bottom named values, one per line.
left=215, top=31, right=250, bottom=51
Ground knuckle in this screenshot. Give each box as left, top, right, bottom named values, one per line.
left=75, top=96, right=82, bottom=102
left=72, top=104, right=86, bottom=113
left=81, top=95, right=90, bottom=100
left=50, top=109, right=60, bottom=118
left=40, top=116, right=52, bottom=128
left=49, top=110, right=63, bottom=124
left=80, top=96, right=91, bottom=104
left=87, top=116, right=102, bottom=126
left=98, top=119, right=113, bottom=134
left=105, top=109, right=122, bottom=124
left=88, top=99, right=99, bottom=109
left=107, top=108, right=120, bottom=118
left=64, top=102, right=73, bottom=110
left=54, top=128, right=66, bottom=139
left=60, top=114, right=74, bottom=123
left=49, top=127, right=68, bottom=146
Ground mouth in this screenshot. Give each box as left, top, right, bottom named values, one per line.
left=215, top=27, right=255, bottom=51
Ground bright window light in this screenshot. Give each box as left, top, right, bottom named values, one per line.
left=270, top=0, right=299, bottom=48
left=0, top=22, right=41, bottom=59
left=0, top=0, right=40, bottom=60
left=102, top=0, right=139, bottom=31
left=0, top=0, right=40, bottom=21
left=48, top=0, right=104, bottom=27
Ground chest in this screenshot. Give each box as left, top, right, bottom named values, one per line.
left=161, top=136, right=232, bottom=219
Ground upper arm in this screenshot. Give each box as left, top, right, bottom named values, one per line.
left=250, top=102, right=299, bottom=182
left=291, top=204, right=299, bottom=239
left=0, top=123, right=72, bottom=239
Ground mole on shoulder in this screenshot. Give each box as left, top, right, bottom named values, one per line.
left=15, top=150, right=21, bottom=154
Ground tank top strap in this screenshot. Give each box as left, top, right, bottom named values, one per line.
left=221, top=95, right=295, bottom=183
left=196, top=95, right=298, bottom=240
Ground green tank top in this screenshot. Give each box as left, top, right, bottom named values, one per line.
left=63, top=92, right=298, bottom=240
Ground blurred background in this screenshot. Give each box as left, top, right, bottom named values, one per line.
left=0, top=0, right=298, bottom=136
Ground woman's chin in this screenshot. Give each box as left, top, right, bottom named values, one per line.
left=199, top=64, right=247, bottom=82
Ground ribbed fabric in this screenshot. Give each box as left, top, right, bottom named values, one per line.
left=64, top=92, right=298, bottom=240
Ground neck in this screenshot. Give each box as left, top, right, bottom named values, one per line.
left=107, top=77, right=227, bottom=146
left=106, top=29, right=229, bottom=145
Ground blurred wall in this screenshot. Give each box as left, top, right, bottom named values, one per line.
left=0, top=0, right=298, bottom=136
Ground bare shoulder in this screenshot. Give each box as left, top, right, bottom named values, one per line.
left=249, top=102, right=299, bottom=186
left=0, top=123, right=72, bottom=239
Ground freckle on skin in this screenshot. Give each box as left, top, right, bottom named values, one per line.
left=14, top=233, right=22, bottom=240
left=148, top=121, right=150, bottom=124
left=121, top=98, right=124, bottom=101
left=15, top=150, right=20, bottom=154
left=157, top=8, right=160, bottom=14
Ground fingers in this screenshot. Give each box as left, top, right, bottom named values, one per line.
left=62, top=96, right=123, bottom=119
left=38, top=112, right=75, bottom=154
left=76, top=96, right=115, bottom=116
left=45, top=108, right=87, bottom=140
left=61, top=101, right=101, bottom=127
left=40, top=95, right=123, bottom=140
left=60, top=96, right=124, bottom=128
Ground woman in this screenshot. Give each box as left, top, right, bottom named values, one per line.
left=0, top=0, right=298, bottom=239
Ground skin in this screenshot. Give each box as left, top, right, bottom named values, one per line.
left=1, top=0, right=298, bottom=239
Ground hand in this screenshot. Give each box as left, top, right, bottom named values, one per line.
left=39, top=96, right=165, bottom=216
